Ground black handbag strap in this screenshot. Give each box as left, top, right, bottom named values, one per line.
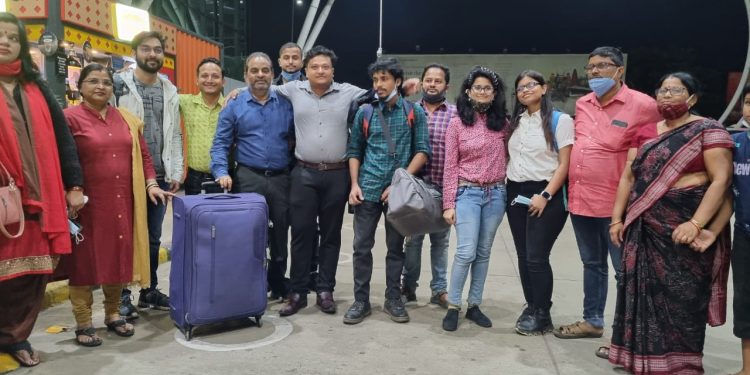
left=374, top=105, right=396, bottom=158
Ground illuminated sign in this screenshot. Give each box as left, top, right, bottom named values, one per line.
left=112, top=3, right=150, bottom=42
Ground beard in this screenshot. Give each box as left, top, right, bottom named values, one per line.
left=136, top=58, right=163, bottom=74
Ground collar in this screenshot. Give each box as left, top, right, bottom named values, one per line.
left=191, top=93, right=225, bottom=108
left=378, top=96, right=403, bottom=111
left=520, top=109, right=541, bottom=119
left=584, top=82, right=632, bottom=108
left=302, top=80, right=339, bottom=96
left=247, top=88, right=278, bottom=104
left=419, top=98, right=448, bottom=111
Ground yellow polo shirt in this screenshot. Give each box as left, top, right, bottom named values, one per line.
left=179, top=93, right=225, bottom=173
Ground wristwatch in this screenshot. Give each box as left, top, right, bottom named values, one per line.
left=540, top=191, right=552, bottom=201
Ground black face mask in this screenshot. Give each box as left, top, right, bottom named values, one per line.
left=422, top=90, right=445, bottom=104
left=469, top=97, right=491, bottom=113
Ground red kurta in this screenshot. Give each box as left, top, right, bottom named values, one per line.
left=60, top=105, right=155, bottom=286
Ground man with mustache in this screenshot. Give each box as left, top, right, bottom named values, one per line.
left=211, top=52, right=295, bottom=301
left=180, top=57, right=226, bottom=195
left=345, top=57, right=430, bottom=324
left=112, top=31, right=183, bottom=319
left=400, top=63, right=454, bottom=308
left=273, top=42, right=306, bottom=86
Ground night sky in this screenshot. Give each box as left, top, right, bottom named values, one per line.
left=247, top=0, right=748, bottom=119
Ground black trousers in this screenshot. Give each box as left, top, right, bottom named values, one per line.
left=506, top=180, right=568, bottom=310
left=289, top=166, right=349, bottom=294
left=352, top=200, right=405, bottom=302
left=733, top=226, right=750, bottom=339
left=236, top=165, right=291, bottom=296
left=184, top=168, right=222, bottom=195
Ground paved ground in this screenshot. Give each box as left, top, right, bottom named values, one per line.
left=6, top=210, right=745, bottom=374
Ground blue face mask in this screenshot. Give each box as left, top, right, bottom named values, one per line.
left=281, top=70, right=302, bottom=82
left=588, top=77, right=617, bottom=98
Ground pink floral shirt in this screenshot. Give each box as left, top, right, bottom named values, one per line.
left=442, top=114, right=509, bottom=209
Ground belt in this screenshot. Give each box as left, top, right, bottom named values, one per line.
left=458, top=180, right=504, bottom=188
left=297, top=160, right=348, bottom=171
left=240, top=164, right=289, bottom=177
left=188, top=168, right=214, bottom=177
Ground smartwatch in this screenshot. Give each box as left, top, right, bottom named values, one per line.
left=540, top=191, right=552, bottom=201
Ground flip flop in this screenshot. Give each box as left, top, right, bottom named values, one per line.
left=75, top=327, right=103, bottom=347
left=595, top=345, right=610, bottom=359
left=105, top=319, right=135, bottom=337
left=1, top=340, right=40, bottom=367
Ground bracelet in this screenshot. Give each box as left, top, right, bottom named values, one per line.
left=68, top=186, right=84, bottom=192
left=688, top=219, right=703, bottom=231
left=146, top=183, right=159, bottom=192
left=609, top=220, right=623, bottom=227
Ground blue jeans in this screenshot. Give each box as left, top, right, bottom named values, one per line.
left=570, top=214, right=622, bottom=329
left=402, top=228, right=450, bottom=295
left=146, top=179, right=170, bottom=290
left=447, top=185, right=506, bottom=308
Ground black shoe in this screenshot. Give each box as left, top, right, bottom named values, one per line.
left=516, top=307, right=553, bottom=336
left=119, top=292, right=139, bottom=320
left=383, top=298, right=410, bottom=323
left=442, top=308, right=459, bottom=331
left=465, top=305, right=492, bottom=328
left=515, top=304, right=534, bottom=327
left=400, top=284, right=417, bottom=304
left=343, top=301, right=371, bottom=325
left=138, top=288, right=170, bottom=311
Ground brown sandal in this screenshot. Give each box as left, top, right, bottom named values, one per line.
left=105, top=319, right=135, bottom=337
left=75, top=327, right=103, bottom=347
left=553, top=321, right=604, bottom=339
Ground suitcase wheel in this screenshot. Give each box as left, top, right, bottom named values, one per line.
left=185, top=326, right=193, bottom=341
left=254, top=315, right=262, bottom=328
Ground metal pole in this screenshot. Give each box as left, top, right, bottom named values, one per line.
left=302, top=0, right=336, bottom=53
left=290, top=0, right=294, bottom=41
left=376, top=0, right=382, bottom=58
left=719, top=0, right=750, bottom=124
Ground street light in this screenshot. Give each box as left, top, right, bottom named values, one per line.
left=297, top=0, right=303, bottom=5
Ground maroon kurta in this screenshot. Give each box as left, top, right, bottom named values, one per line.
left=60, top=105, right=155, bottom=286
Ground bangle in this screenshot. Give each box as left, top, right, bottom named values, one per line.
left=689, top=218, right=704, bottom=231
left=146, top=183, right=158, bottom=191
left=609, top=220, right=623, bottom=227
left=68, top=186, right=84, bottom=192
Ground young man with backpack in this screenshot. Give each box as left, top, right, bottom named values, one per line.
left=344, top=58, right=430, bottom=325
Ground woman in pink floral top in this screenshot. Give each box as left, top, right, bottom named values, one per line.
left=441, top=66, right=509, bottom=331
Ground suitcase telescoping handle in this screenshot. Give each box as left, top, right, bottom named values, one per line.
left=200, top=181, right=229, bottom=195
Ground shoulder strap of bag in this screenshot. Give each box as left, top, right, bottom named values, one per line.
left=551, top=110, right=562, bottom=152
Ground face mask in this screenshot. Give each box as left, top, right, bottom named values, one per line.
left=469, top=97, right=491, bottom=113
left=658, top=95, right=693, bottom=120
left=281, top=70, right=302, bottom=82
left=422, top=90, right=445, bottom=104
left=380, top=87, right=398, bottom=103
left=588, top=77, right=617, bottom=97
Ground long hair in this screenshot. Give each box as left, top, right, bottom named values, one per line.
left=510, top=70, right=555, bottom=151
left=455, top=66, right=507, bottom=131
left=0, top=12, right=40, bottom=83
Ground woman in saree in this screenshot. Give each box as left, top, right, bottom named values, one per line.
left=608, top=71, right=734, bottom=374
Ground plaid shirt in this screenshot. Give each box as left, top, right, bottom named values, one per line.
left=418, top=100, right=455, bottom=188
left=348, top=97, right=431, bottom=203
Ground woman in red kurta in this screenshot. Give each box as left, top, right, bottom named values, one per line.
left=0, top=13, right=84, bottom=367
left=60, top=63, right=172, bottom=347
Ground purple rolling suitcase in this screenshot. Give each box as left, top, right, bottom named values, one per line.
left=170, top=190, right=268, bottom=340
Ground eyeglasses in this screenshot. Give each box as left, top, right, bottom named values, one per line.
left=137, top=46, right=164, bottom=55
left=82, top=79, right=114, bottom=87
left=583, top=62, right=619, bottom=72
left=516, top=81, right=541, bottom=93
left=471, top=85, right=494, bottom=94
left=655, top=87, right=688, bottom=96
